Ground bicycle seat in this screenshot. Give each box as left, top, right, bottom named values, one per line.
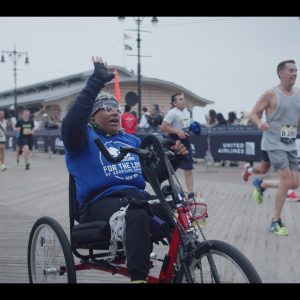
left=71, top=220, right=111, bottom=250
left=68, top=174, right=168, bottom=251
left=68, top=174, right=114, bottom=250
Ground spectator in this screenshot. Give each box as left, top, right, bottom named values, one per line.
left=45, top=115, right=61, bottom=130
left=147, top=104, right=164, bottom=131
left=240, top=111, right=251, bottom=125
left=207, top=109, right=218, bottom=127
left=0, top=110, right=7, bottom=171
left=121, top=105, right=138, bottom=134
left=227, top=111, right=240, bottom=126
left=138, top=106, right=150, bottom=132
left=216, top=113, right=227, bottom=126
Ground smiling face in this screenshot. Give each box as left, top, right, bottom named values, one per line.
left=92, top=108, right=121, bottom=135
left=278, top=61, right=297, bottom=88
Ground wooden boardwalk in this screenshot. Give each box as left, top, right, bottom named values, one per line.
left=1, top=149, right=300, bottom=283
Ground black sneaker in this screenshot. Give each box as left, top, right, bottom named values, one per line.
left=25, top=163, right=30, bottom=170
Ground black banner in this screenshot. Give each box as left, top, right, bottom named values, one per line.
left=6, top=129, right=65, bottom=154
left=190, top=125, right=263, bottom=162
left=6, top=126, right=300, bottom=162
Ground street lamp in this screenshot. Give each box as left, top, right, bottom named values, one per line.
left=118, top=17, right=158, bottom=119
left=1, top=45, right=30, bottom=117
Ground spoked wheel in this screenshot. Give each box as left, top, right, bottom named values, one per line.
left=176, top=240, right=262, bottom=283
left=28, top=217, right=76, bottom=283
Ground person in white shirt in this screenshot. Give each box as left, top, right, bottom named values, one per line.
left=160, top=93, right=195, bottom=198
left=0, top=110, right=7, bottom=171
left=138, top=106, right=150, bottom=132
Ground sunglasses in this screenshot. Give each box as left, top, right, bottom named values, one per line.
left=101, top=104, right=123, bottom=114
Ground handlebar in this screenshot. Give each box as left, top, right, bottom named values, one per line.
left=94, top=137, right=175, bottom=163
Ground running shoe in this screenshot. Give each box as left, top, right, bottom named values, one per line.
left=0, top=164, right=7, bottom=171
left=25, top=163, right=30, bottom=170
left=269, top=219, right=288, bottom=236
left=252, top=177, right=264, bottom=204
left=287, top=190, right=300, bottom=201
left=242, top=163, right=252, bottom=182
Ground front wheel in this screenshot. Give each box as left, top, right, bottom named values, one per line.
left=176, top=240, right=262, bottom=283
left=28, top=216, right=76, bottom=283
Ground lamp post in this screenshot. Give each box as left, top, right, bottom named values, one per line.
left=118, top=17, right=158, bottom=119
left=1, top=45, right=30, bottom=117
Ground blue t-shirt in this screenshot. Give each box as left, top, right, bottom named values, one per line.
left=62, top=75, right=181, bottom=210
left=65, top=126, right=146, bottom=207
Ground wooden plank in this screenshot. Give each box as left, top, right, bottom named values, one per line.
left=1, top=149, right=300, bottom=283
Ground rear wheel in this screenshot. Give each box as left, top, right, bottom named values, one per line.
left=176, top=240, right=262, bottom=283
left=28, top=216, right=76, bottom=283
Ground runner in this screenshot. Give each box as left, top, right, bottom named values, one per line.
left=249, top=60, right=300, bottom=236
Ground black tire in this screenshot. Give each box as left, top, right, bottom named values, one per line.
left=175, top=240, right=262, bottom=283
left=28, top=216, right=76, bottom=283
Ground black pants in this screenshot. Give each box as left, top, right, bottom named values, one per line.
left=79, top=189, right=173, bottom=281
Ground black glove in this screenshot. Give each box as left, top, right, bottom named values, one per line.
left=93, top=61, right=115, bottom=83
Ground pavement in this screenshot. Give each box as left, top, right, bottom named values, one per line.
left=1, top=149, right=300, bottom=283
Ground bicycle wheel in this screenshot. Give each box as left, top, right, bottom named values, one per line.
left=176, top=240, right=262, bottom=283
left=28, top=216, right=76, bottom=283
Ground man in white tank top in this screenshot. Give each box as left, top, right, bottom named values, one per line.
left=250, top=60, right=300, bottom=236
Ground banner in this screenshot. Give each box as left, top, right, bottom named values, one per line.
left=6, top=126, right=300, bottom=162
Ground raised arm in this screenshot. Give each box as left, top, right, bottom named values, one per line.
left=62, top=56, right=114, bottom=152
left=33, top=105, right=46, bottom=119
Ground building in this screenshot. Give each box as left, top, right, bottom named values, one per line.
left=0, top=66, right=213, bottom=119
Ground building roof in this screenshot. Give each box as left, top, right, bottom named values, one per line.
left=0, top=66, right=213, bottom=109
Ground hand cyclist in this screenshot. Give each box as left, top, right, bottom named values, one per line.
left=61, top=55, right=188, bottom=283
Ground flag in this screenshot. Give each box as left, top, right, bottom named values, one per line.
left=114, top=68, right=121, bottom=102
left=124, top=33, right=132, bottom=40
left=124, top=43, right=133, bottom=51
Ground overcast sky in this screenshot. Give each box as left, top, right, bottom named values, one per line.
left=1, top=16, right=300, bottom=123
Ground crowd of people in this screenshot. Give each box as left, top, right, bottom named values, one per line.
left=0, top=106, right=62, bottom=171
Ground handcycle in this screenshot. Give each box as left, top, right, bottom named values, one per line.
left=27, top=133, right=262, bottom=283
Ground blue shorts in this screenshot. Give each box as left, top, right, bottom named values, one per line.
left=178, top=142, right=194, bottom=170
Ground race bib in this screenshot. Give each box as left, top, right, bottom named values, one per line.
left=23, top=128, right=32, bottom=135
left=182, top=117, right=190, bottom=132
left=280, top=125, right=297, bottom=144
